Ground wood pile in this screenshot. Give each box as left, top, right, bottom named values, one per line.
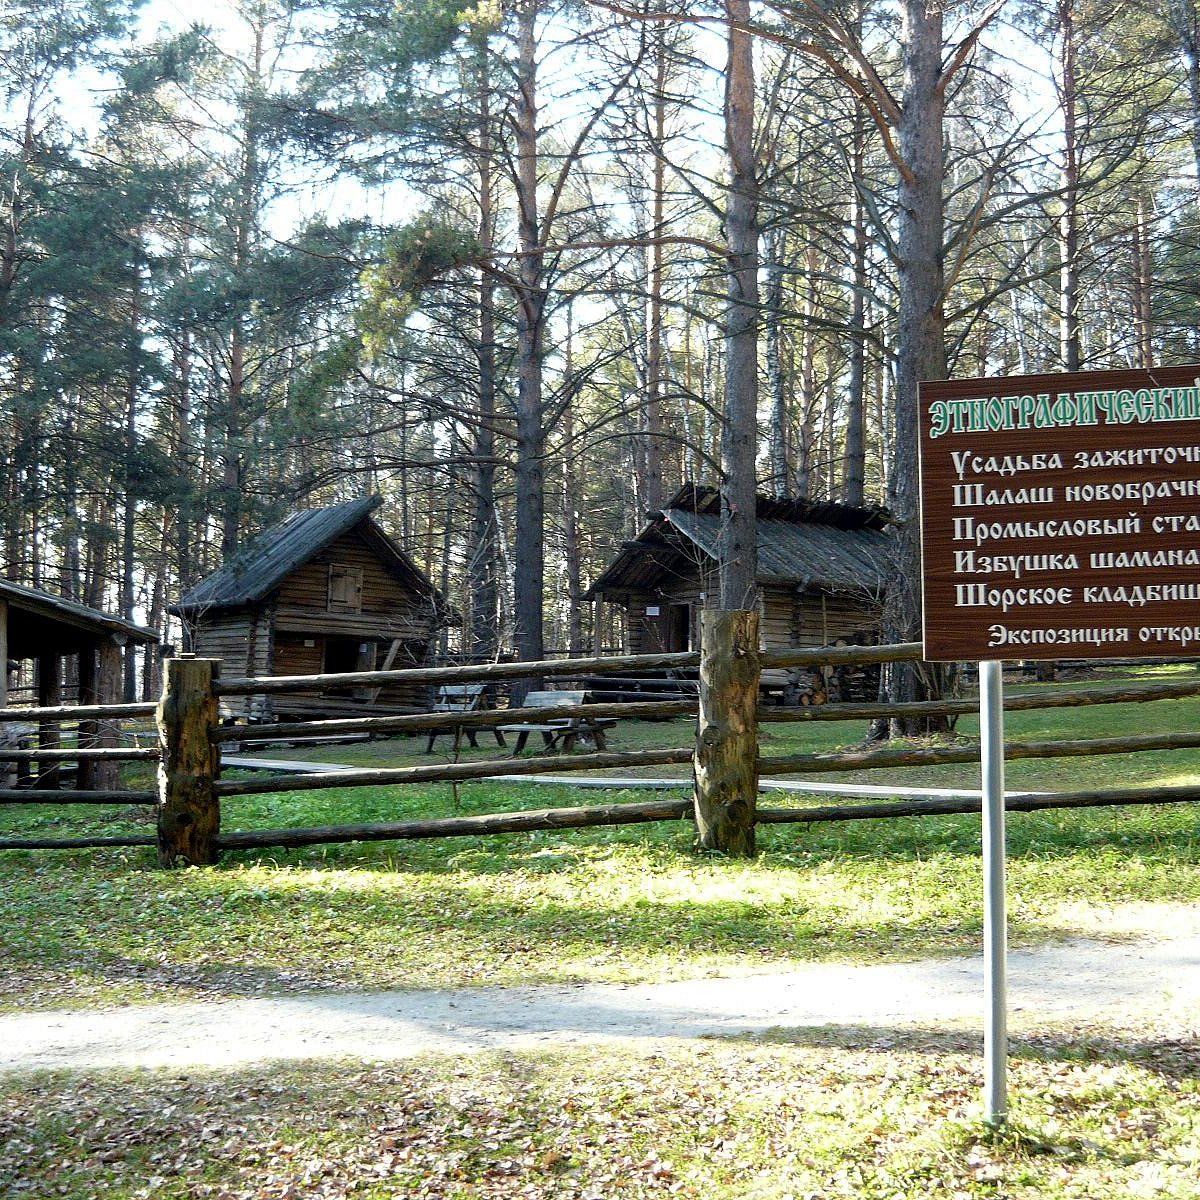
left=783, top=651, right=880, bottom=706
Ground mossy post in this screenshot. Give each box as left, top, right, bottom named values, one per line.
left=157, top=656, right=221, bottom=867
left=693, top=609, right=760, bottom=856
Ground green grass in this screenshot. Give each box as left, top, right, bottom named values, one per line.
left=2, top=1033, right=1197, bottom=1199
left=3, top=665, right=1200, bottom=1199
left=2, top=664, right=1199, bottom=1010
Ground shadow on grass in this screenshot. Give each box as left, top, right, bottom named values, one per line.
left=753, top=1024, right=1200, bottom=1083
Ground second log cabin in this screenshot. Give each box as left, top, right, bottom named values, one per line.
left=586, top=484, right=895, bottom=659
left=171, top=496, right=455, bottom=720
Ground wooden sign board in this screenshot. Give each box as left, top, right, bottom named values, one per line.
left=918, top=364, right=1200, bottom=661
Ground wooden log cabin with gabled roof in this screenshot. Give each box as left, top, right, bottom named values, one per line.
left=585, top=484, right=895, bottom=658
left=170, top=496, right=455, bottom=720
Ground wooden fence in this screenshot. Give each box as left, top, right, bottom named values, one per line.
left=4, top=608, right=1200, bottom=865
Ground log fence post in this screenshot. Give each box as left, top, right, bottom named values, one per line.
left=156, top=656, right=221, bottom=867
left=693, top=609, right=760, bottom=856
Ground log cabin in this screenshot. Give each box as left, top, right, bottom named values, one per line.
left=0, top=579, right=159, bottom=789
left=171, top=496, right=455, bottom=720
left=586, top=484, right=895, bottom=661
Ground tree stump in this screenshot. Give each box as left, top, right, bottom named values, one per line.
left=693, top=609, right=760, bottom=856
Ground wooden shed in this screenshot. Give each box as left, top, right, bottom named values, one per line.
left=586, top=484, right=895, bottom=656
left=0, top=580, right=159, bottom=789
left=171, top=496, right=455, bottom=720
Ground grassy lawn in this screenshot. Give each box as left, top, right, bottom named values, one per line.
left=2, top=664, right=1199, bottom=1010
left=2, top=664, right=1199, bottom=1198
left=1, top=1033, right=1197, bottom=1199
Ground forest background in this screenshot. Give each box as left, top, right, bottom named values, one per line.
left=3, top=0, right=1199, bottom=701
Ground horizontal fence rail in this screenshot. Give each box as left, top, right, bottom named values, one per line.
left=217, top=747, right=696, bottom=797
left=759, top=642, right=923, bottom=670
left=0, top=693, right=159, bottom=850
left=9, top=626, right=1200, bottom=864
left=0, top=833, right=157, bottom=850
left=217, top=650, right=702, bottom=696
left=0, top=747, right=158, bottom=762
left=217, top=798, right=695, bottom=851
left=759, top=677, right=1200, bottom=723
left=758, top=730, right=1200, bottom=776
left=0, top=789, right=157, bottom=805
left=212, top=699, right=697, bottom=744
left=757, top=784, right=1200, bottom=824
left=0, top=702, right=156, bottom=723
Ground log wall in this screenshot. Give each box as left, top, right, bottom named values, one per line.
left=186, top=526, right=441, bottom=718
left=622, top=578, right=882, bottom=657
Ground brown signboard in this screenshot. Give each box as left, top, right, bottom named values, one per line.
left=918, top=364, right=1200, bottom=661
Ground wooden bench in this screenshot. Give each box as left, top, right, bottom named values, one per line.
left=498, top=689, right=617, bottom=755
left=424, top=684, right=506, bottom=753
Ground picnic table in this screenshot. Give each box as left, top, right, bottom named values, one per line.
left=498, top=689, right=617, bottom=755
left=423, top=684, right=507, bottom=753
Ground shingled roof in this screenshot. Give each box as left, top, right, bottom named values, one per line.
left=1, top=579, right=158, bottom=655
left=172, top=496, right=449, bottom=617
left=585, top=484, right=895, bottom=598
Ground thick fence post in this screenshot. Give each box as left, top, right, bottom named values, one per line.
left=157, top=656, right=221, bottom=867
left=693, top=609, right=760, bottom=856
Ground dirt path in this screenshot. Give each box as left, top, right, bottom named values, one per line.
left=4, top=931, right=1197, bottom=1073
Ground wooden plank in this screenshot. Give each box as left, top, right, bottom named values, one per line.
left=760, top=642, right=922, bottom=670
left=759, top=677, right=1200, bottom=723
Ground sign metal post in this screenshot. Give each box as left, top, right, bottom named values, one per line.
left=979, top=659, right=1007, bottom=1125
left=915, top=365, right=1200, bottom=1126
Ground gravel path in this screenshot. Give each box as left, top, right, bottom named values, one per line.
left=4, top=933, right=1197, bottom=1072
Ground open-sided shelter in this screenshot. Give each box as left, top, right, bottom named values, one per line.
left=0, top=579, right=159, bottom=789
left=586, top=484, right=895, bottom=655
left=171, top=496, right=455, bottom=720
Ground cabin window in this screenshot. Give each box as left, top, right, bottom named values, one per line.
left=327, top=564, right=363, bottom=613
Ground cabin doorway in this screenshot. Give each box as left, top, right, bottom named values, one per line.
left=323, top=636, right=373, bottom=674
left=667, top=603, right=691, bottom=651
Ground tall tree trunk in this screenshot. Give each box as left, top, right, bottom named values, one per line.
left=718, top=0, right=759, bottom=610
left=882, top=0, right=950, bottom=729
left=468, top=42, right=500, bottom=663
left=1058, top=0, right=1082, bottom=374
left=512, top=0, right=547, bottom=682
left=174, top=325, right=195, bottom=591
left=221, top=12, right=267, bottom=558
left=844, top=91, right=868, bottom=506
left=795, top=244, right=819, bottom=498
left=1133, top=191, right=1154, bottom=367
left=764, top=224, right=790, bottom=497
left=561, top=307, right=584, bottom=656
left=122, top=252, right=143, bottom=700
left=642, top=26, right=669, bottom=514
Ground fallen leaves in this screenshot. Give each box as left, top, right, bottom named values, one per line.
left=0, top=1033, right=1197, bottom=1199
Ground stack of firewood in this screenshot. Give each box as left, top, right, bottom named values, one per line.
left=785, top=660, right=880, bottom=706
